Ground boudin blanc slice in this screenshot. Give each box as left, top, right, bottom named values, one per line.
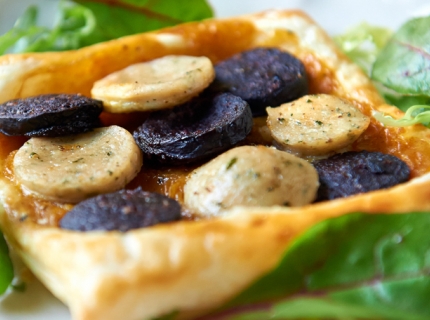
left=267, top=94, right=370, bottom=157
left=184, top=145, right=319, bottom=217
left=13, top=125, right=143, bottom=203
left=91, top=55, right=215, bottom=113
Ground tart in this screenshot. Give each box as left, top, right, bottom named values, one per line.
left=1, top=10, right=430, bottom=320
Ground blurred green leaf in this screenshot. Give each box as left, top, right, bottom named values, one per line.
left=0, top=0, right=213, bottom=54
left=371, top=16, right=430, bottom=96
left=212, top=212, right=430, bottom=319
left=0, top=232, right=14, bottom=294
left=334, top=22, right=392, bottom=75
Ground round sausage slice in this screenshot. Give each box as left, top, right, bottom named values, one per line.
left=91, top=55, right=215, bottom=113
left=313, top=151, right=410, bottom=201
left=133, top=92, right=253, bottom=165
left=59, top=188, right=181, bottom=232
left=184, top=145, right=319, bottom=217
left=0, top=94, right=103, bottom=137
left=214, top=47, right=308, bottom=116
left=267, top=94, right=370, bottom=156
left=13, top=125, right=143, bottom=203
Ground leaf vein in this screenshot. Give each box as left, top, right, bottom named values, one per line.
left=75, top=0, right=184, bottom=24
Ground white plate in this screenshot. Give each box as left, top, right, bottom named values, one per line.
left=0, top=1, right=429, bottom=319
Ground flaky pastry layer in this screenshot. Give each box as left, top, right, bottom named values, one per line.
left=1, top=9, right=430, bottom=320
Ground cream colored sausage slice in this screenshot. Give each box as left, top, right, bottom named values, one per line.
left=267, top=94, right=370, bottom=157
left=13, top=125, right=143, bottom=203
left=91, top=55, right=215, bottom=113
left=184, top=145, right=319, bottom=217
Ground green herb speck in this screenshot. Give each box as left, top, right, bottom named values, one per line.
left=226, top=157, right=238, bottom=170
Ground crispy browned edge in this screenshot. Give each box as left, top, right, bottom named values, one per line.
left=1, top=9, right=430, bottom=320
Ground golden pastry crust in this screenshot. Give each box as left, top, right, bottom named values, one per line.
left=1, top=9, right=430, bottom=320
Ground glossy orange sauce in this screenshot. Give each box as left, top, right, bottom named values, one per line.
left=1, top=18, right=430, bottom=228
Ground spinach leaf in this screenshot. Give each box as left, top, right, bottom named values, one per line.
left=219, top=297, right=427, bottom=320
left=335, top=16, right=430, bottom=127
left=0, top=232, right=14, bottom=294
left=0, top=0, right=213, bottom=54
left=209, top=212, right=430, bottom=319
left=73, top=0, right=213, bottom=48
left=371, top=16, right=430, bottom=96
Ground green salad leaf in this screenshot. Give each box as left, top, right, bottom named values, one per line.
left=371, top=16, right=430, bottom=96
left=373, top=105, right=430, bottom=127
left=334, top=23, right=392, bottom=75
left=0, top=0, right=213, bottom=54
left=204, top=212, right=430, bottom=320
left=378, top=90, right=430, bottom=113
left=335, top=15, right=430, bottom=128
left=0, top=232, right=14, bottom=294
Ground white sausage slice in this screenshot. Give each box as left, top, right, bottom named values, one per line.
left=267, top=94, right=370, bottom=156
left=13, top=125, right=143, bottom=203
left=91, top=55, right=215, bottom=113
left=184, top=145, right=319, bottom=217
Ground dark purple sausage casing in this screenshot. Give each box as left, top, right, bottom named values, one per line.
left=213, top=47, right=308, bottom=116
left=133, top=92, right=253, bottom=165
left=313, top=151, right=411, bottom=201
left=0, top=94, right=103, bottom=137
left=59, top=188, right=181, bottom=232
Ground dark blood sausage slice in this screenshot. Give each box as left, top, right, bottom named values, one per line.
left=59, top=188, right=181, bottom=232
left=133, top=92, right=253, bottom=165
left=313, top=151, right=410, bottom=201
left=0, top=94, right=103, bottom=137
left=213, top=47, right=308, bottom=116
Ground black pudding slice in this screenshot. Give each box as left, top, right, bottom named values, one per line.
left=213, top=47, right=308, bottom=116
left=59, top=188, right=181, bottom=232
left=313, top=151, right=411, bottom=201
left=133, top=92, right=253, bottom=165
left=0, top=94, right=103, bottom=137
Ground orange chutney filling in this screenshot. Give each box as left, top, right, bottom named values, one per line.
left=1, top=48, right=430, bottom=228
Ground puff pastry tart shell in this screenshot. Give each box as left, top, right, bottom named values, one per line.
left=1, top=10, right=430, bottom=320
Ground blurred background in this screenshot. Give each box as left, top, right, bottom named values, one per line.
left=1, top=0, right=430, bottom=35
